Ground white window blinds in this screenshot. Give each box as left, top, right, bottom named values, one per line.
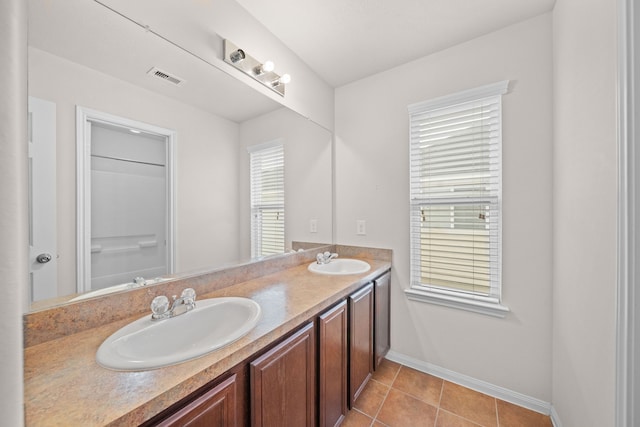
left=249, top=141, right=285, bottom=258
left=409, top=82, right=507, bottom=302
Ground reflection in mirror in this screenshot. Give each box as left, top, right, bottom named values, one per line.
left=76, top=109, right=176, bottom=294
left=28, top=0, right=332, bottom=310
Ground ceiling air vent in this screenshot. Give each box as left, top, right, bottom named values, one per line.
left=147, top=67, right=185, bottom=86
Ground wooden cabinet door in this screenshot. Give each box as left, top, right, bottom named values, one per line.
left=318, top=301, right=348, bottom=427
left=374, top=271, right=391, bottom=369
left=152, top=374, right=238, bottom=427
left=250, top=322, right=316, bottom=427
left=349, top=283, right=374, bottom=407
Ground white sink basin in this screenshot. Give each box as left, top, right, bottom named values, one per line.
left=96, top=297, right=261, bottom=371
left=308, top=259, right=371, bottom=275
left=70, top=277, right=171, bottom=302
left=70, top=283, right=134, bottom=302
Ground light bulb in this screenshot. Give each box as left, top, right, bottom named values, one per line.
left=262, top=61, right=275, bottom=72
left=229, top=49, right=245, bottom=64
left=271, top=73, right=291, bottom=87
left=279, top=74, right=291, bottom=84
left=255, top=60, right=275, bottom=75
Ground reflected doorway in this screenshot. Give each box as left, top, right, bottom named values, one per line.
left=28, top=96, right=57, bottom=303
left=76, top=107, right=175, bottom=293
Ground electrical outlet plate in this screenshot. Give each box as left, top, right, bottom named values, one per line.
left=356, top=220, right=366, bottom=235
left=310, top=219, right=318, bottom=233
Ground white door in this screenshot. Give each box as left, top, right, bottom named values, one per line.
left=89, top=122, right=169, bottom=290
left=76, top=107, right=175, bottom=293
left=28, top=97, right=57, bottom=302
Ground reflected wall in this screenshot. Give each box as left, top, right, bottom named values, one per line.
left=27, top=0, right=333, bottom=308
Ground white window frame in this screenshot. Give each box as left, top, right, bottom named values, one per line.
left=248, top=140, right=285, bottom=258
left=405, top=81, right=510, bottom=318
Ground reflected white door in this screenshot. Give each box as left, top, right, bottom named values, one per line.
left=89, top=122, right=169, bottom=290
left=28, top=96, right=57, bottom=302
left=76, top=106, right=175, bottom=293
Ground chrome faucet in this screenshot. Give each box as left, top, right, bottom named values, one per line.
left=316, top=251, right=339, bottom=264
left=133, top=276, right=146, bottom=287
left=150, top=288, right=197, bottom=320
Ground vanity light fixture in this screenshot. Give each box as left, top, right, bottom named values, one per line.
left=223, top=39, right=290, bottom=97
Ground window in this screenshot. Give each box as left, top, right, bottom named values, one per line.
left=406, top=81, right=509, bottom=317
left=249, top=141, right=285, bottom=258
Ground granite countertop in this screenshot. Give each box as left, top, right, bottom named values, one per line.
left=24, top=258, right=391, bottom=426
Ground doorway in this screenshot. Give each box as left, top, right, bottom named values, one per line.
left=76, top=107, right=175, bottom=293
left=28, top=96, right=57, bottom=303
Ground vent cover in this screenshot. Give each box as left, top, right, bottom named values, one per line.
left=147, top=67, right=185, bottom=86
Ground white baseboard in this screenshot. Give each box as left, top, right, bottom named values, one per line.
left=385, top=350, right=558, bottom=418
left=549, top=405, right=563, bottom=427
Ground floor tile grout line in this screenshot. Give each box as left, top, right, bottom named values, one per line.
left=433, top=380, right=497, bottom=427
left=370, top=364, right=401, bottom=424
left=352, top=361, right=397, bottom=422
left=379, top=387, right=442, bottom=426
left=388, top=368, right=444, bottom=410
left=438, top=408, right=486, bottom=427
left=366, top=359, right=552, bottom=427
left=349, top=408, right=374, bottom=427
left=367, top=380, right=390, bottom=423
left=436, top=374, right=445, bottom=408
left=433, top=378, right=445, bottom=427
left=389, top=363, right=402, bottom=385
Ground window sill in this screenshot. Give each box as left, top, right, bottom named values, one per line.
left=405, top=287, right=510, bottom=318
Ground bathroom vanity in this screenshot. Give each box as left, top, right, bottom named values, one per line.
left=24, top=246, right=391, bottom=426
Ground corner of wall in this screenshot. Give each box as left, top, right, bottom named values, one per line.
left=551, top=0, right=618, bottom=424
left=0, top=0, right=27, bottom=424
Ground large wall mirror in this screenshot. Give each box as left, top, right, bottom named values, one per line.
left=28, top=0, right=333, bottom=310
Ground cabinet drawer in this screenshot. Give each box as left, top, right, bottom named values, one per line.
left=149, top=374, right=238, bottom=427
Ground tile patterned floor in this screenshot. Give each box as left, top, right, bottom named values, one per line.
left=342, top=359, right=553, bottom=427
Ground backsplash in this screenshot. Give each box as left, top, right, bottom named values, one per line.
left=24, top=244, right=391, bottom=348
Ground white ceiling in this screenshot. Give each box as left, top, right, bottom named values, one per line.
left=235, top=0, right=556, bottom=87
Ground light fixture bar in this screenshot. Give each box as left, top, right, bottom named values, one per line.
left=223, top=39, right=289, bottom=97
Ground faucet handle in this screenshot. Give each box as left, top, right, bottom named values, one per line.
left=151, top=295, right=170, bottom=318
left=181, top=288, right=196, bottom=304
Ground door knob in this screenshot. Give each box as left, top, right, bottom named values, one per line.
left=36, top=253, right=53, bottom=264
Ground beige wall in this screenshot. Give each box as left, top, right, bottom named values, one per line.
left=335, top=14, right=554, bottom=401
left=29, top=48, right=242, bottom=297
left=552, top=0, right=618, bottom=425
